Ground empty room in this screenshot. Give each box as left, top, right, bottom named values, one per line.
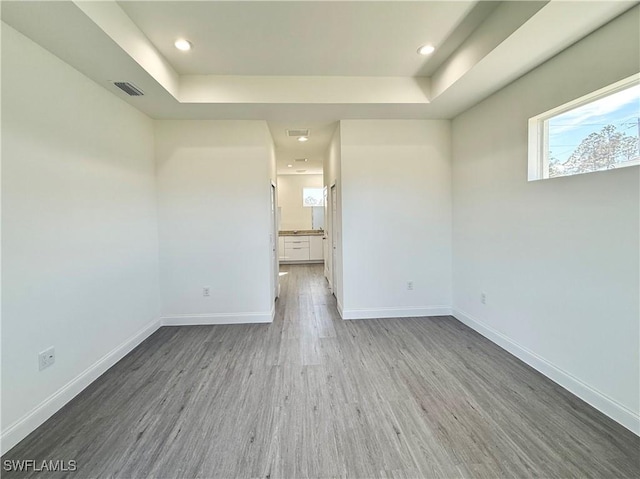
left=1, top=1, right=639, bottom=478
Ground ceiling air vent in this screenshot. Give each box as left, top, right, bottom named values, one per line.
left=113, top=82, right=144, bottom=96
left=286, top=129, right=309, bottom=137
left=294, top=158, right=308, bottom=162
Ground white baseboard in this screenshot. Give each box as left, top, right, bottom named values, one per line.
left=342, top=306, right=451, bottom=320
left=452, top=308, right=640, bottom=436
left=337, top=300, right=344, bottom=319
left=1, top=317, right=162, bottom=455
left=1, top=309, right=274, bottom=455
left=161, top=311, right=273, bottom=326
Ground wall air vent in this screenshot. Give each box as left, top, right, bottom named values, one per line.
left=113, top=82, right=144, bottom=96
left=294, top=158, right=308, bottom=162
left=286, top=129, right=309, bottom=137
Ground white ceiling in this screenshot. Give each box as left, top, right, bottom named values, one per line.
left=268, top=121, right=337, bottom=175
left=118, top=1, right=476, bottom=77
left=2, top=1, right=637, bottom=176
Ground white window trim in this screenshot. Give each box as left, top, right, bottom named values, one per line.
left=528, top=73, right=640, bottom=181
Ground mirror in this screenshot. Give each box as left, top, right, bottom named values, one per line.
left=277, top=174, right=324, bottom=231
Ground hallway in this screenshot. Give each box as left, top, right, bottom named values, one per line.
left=3, top=265, right=638, bottom=478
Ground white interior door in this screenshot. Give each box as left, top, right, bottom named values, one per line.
left=271, top=184, right=279, bottom=300
left=331, top=184, right=337, bottom=297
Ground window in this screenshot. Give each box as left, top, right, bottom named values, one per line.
left=528, top=74, right=639, bottom=180
left=302, top=187, right=323, bottom=207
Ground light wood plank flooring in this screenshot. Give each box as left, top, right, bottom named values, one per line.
left=3, top=264, right=639, bottom=478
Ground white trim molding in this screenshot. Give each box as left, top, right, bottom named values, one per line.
left=453, top=308, right=640, bottom=436
left=161, top=311, right=273, bottom=326
left=1, top=318, right=162, bottom=455
left=342, top=306, right=452, bottom=320
left=1, top=309, right=274, bottom=455
left=527, top=73, right=640, bottom=181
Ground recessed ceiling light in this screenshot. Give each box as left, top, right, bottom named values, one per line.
left=417, top=44, right=435, bottom=55
left=297, top=136, right=309, bottom=142
left=287, top=164, right=293, bottom=168
left=175, top=39, right=192, bottom=51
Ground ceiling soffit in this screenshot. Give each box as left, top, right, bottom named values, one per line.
left=1, top=1, right=636, bottom=121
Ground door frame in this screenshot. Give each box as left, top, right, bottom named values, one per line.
left=323, top=185, right=329, bottom=280
left=270, top=182, right=279, bottom=300
left=330, top=183, right=337, bottom=297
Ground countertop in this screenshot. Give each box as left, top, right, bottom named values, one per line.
left=279, top=230, right=324, bottom=237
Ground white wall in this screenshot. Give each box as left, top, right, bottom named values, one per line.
left=451, top=7, right=640, bottom=434
left=1, top=24, right=161, bottom=452
left=155, top=120, right=275, bottom=324
left=340, top=120, right=452, bottom=319
left=277, top=174, right=323, bottom=230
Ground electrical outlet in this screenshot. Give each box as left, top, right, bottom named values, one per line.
left=407, top=281, right=414, bottom=291
left=38, top=347, right=55, bottom=371
left=203, top=287, right=211, bottom=297
left=481, top=292, right=487, bottom=304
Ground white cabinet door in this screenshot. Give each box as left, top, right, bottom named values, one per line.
left=285, top=246, right=310, bottom=261
left=309, top=235, right=323, bottom=260
left=284, top=236, right=309, bottom=246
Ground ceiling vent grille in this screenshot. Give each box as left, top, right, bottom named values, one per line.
left=294, top=158, right=308, bottom=162
left=286, top=129, right=309, bottom=137
left=113, top=82, right=144, bottom=96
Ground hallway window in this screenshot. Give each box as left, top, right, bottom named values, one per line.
left=528, top=74, right=639, bottom=180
